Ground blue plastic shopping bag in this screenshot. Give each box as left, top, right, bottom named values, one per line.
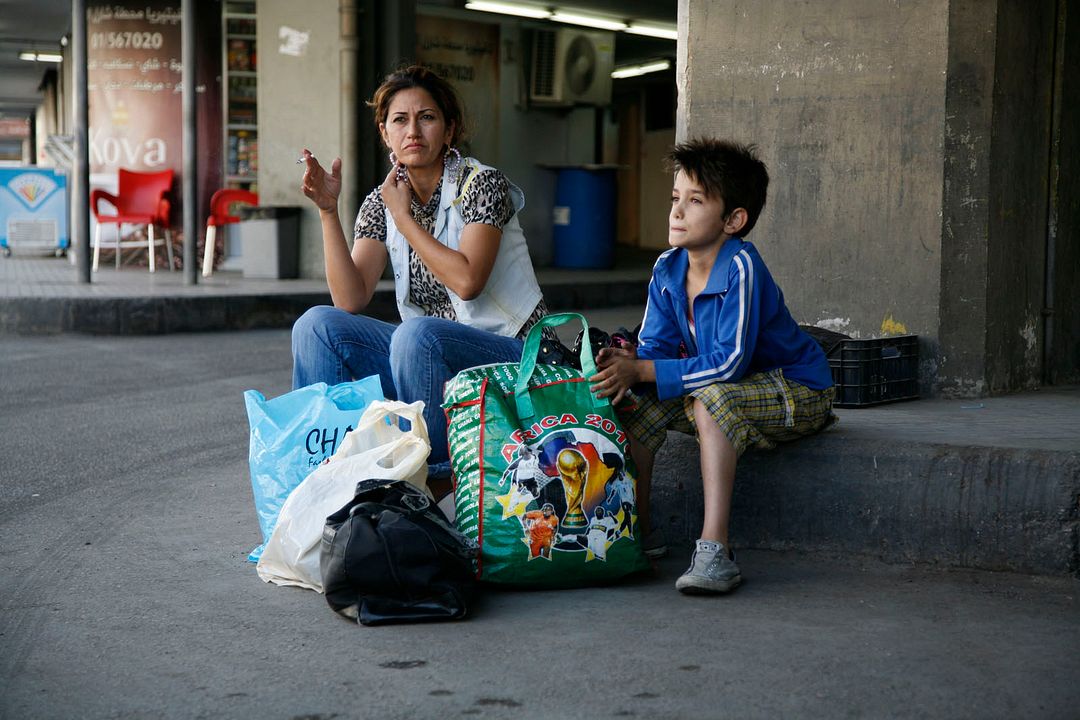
left=244, top=376, right=383, bottom=561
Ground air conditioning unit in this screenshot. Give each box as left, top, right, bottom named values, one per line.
left=530, top=28, right=615, bottom=106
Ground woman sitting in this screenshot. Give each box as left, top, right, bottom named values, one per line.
left=293, top=64, right=553, bottom=477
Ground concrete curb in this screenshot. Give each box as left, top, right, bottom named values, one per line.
left=0, top=277, right=649, bottom=335
left=652, top=431, right=1080, bottom=577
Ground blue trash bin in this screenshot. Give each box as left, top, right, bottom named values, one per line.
left=551, top=165, right=617, bottom=269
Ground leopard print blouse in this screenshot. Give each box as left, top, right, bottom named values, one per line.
left=354, top=165, right=554, bottom=341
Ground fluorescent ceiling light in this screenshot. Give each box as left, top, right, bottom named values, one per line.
left=625, top=23, right=678, bottom=40
left=550, top=12, right=627, bottom=31
left=464, top=1, right=551, bottom=19
left=19, top=52, right=63, bottom=63
left=611, top=59, right=671, bottom=79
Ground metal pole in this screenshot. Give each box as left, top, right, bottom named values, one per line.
left=181, top=0, right=197, bottom=284
left=72, top=0, right=90, bottom=283
left=340, top=0, right=360, bottom=223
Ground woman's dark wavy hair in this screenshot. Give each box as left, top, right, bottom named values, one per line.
left=367, top=64, right=466, bottom=148
left=667, top=138, right=769, bottom=235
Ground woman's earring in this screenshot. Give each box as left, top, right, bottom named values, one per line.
left=444, top=146, right=462, bottom=175
left=388, top=151, right=408, bottom=182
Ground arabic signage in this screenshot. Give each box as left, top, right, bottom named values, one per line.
left=85, top=1, right=222, bottom=239
left=416, top=16, right=500, bottom=162
left=87, top=2, right=183, bottom=175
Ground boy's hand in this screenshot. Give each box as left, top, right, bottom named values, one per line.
left=590, top=347, right=640, bottom=405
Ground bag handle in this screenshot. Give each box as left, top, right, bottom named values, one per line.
left=358, top=400, right=430, bottom=445
left=515, top=312, right=609, bottom=419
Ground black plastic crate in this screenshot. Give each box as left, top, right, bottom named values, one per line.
left=827, top=335, right=919, bottom=408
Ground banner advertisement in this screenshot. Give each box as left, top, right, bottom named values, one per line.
left=86, top=1, right=221, bottom=243
left=87, top=2, right=183, bottom=177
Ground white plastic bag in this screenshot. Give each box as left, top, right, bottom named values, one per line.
left=256, top=400, right=431, bottom=592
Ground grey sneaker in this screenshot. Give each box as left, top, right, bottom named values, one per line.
left=675, top=539, right=741, bottom=594
left=642, top=528, right=668, bottom=559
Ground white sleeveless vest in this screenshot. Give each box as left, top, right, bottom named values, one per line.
left=384, top=157, right=544, bottom=338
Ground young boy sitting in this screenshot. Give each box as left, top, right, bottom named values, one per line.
left=589, top=138, right=835, bottom=595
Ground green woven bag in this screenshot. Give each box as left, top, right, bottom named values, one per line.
left=443, top=313, right=649, bottom=587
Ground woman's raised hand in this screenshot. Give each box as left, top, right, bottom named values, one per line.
left=380, top=163, right=412, bottom=222
left=300, top=149, right=342, bottom=213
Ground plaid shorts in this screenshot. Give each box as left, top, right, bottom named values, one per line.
left=618, top=369, right=836, bottom=457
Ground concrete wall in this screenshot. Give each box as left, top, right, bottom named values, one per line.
left=259, top=3, right=599, bottom=275
left=681, top=0, right=1078, bottom=396
left=258, top=0, right=343, bottom=278
left=678, top=0, right=949, bottom=392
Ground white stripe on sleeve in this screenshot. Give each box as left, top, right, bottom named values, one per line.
left=680, top=250, right=754, bottom=385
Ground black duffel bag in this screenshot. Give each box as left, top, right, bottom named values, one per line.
left=320, top=478, right=478, bottom=626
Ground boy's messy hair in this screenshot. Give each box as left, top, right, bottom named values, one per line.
left=667, top=139, right=769, bottom=235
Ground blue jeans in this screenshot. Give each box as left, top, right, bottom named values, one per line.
left=291, top=307, right=526, bottom=474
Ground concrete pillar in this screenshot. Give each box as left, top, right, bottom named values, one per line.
left=680, top=0, right=1077, bottom=396
left=182, top=0, right=197, bottom=284
left=680, top=0, right=948, bottom=388
left=940, top=0, right=1061, bottom=395
left=1046, top=0, right=1080, bottom=386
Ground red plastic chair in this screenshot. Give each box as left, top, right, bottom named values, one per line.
left=203, top=188, right=258, bottom=277
left=91, top=169, right=175, bottom=272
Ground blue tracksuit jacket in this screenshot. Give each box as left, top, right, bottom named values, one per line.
left=637, top=238, right=834, bottom=401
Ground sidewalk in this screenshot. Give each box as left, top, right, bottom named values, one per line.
left=1, top=329, right=1077, bottom=719
left=0, top=250, right=655, bottom=334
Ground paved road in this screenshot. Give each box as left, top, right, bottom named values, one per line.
left=2, top=331, right=1078, bottom=719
